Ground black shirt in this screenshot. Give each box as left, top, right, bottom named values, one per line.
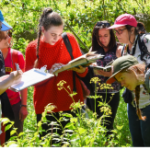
left=0, top=50, right=14, bottom=121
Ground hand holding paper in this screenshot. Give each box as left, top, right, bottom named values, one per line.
left=9, top=52, right=103, bottom=92
left=10, top=66, right=54, bottom=92
left=49, top=63, right=64, bottom=75
left=10, top=69, right=23, bottom=85
left=52, top=52, right=104, bottom=76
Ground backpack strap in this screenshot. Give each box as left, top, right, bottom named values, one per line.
left=121, top=45, right=125, bottom=56
left=144, top=68, right=150, bottom=93
left=137, top=34, right=150, bottom=72
left=62, top=32, right=76, bottom=92
left=138, top=34, right=150, bottom=61
left=11, top=48, right=19, bottom=71
left=121, top=44, right=131, bottom=56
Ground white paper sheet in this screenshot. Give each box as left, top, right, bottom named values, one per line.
left=10, top=67, right=54, bottom=92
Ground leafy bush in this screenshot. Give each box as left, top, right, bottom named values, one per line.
left=1, top=0, right=150, bottom=52
left=0, top=79, right=131, bottom=147
left=1, top=0, right=147, bottom=147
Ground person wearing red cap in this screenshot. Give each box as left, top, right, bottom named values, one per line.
left=108, top=13, right=150, bottom=146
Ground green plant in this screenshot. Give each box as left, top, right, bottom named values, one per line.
left=1, top=0, right=150, bottom=53
left=0, top=79, right=131, bottom=147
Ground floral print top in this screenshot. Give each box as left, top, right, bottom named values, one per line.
left=94, top=45, right=121, bottom=93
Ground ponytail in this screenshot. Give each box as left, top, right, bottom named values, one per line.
left=122, top=64, right=146, bottom=120
left=135, top=85, right=146, bottom=120
left=136, top=22, right=146, bottom=34
left=126, top=22, right=146, bottom=35
left=34, top=8, right=63, bottom=68
left=34, top=25, right=42, bottom=68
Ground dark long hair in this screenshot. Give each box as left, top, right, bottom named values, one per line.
left=91, top=21, right=116, bottom=53
left=34, top=8, right=63, bottom=68
left=126, top=22, right=146, bottom=35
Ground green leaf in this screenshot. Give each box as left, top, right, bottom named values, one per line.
left=116, top=125, right=123, bottom=130
left=10, top=129, right=17, bottom=136
left=0, top=118, right=10, bottom=125
left=5, top=124, right=13, bottom=132
left=78, top=127, right=86, bottom=134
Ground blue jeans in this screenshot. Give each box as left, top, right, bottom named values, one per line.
left=127, top=103, right=150, bottom=147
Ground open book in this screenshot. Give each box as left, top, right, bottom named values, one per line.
left=93, top=65, right=112, bottom=72
left=10, top=52, right=103, bottom=92
left=53, top=52, right=103, bottom=76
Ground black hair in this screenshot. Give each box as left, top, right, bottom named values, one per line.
left=91, top=20, right=116, bottom=53
left=126, top=22, right=146, bottom=35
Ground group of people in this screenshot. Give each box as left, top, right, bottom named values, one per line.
left=0, top=7, right=150, bottom=147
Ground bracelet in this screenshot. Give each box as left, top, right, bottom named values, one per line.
left=21, top=105, right=27, bottom=108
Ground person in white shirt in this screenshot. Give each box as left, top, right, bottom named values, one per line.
left=108, top=13, right=150, bottom=147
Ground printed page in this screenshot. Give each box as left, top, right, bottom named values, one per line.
left=93, top=65, right=112, bottom=72
left=10, top=68, right=54, bottom=92
left=53, top=52, right=103, bottom=75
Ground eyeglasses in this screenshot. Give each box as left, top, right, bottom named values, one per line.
left=96, top=22, right=110, bottom=28
left=114, top=28, right=127, bottom=35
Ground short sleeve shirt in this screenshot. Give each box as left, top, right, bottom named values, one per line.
left=4, top=48, right=25, bottom=105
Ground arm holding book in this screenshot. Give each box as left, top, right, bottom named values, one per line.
left=72, top=62, right=112, bottom=77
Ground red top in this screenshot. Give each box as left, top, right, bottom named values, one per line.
left=5, top=48, right=25, bottom=105
left=25, top=33, right=84, bottom=114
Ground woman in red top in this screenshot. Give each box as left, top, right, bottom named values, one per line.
left=1, top=30, right=28, bottom=135
left=25, top=8, right=85, bottom=144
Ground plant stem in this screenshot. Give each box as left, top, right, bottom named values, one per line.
left=94, top=83, right=97, bottom=114
left=134, top=0, right=146, bottom=14
left=102, top=0, right=106, bottom=20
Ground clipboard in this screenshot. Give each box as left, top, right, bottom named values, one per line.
left=10, top=66, right=54, bottom=92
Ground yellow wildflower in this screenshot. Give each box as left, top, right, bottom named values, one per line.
left=45, top=103, right=56, bottom=113
left=100, top=83, right=113, bottom=90
left=57, top=80, right=67, bottom=90
left=90, top=77, right=101, bottom=84
left=100, top=106, right=112, bottom=116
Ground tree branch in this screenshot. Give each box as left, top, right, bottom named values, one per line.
left=65, top=22, right=89, bottom=52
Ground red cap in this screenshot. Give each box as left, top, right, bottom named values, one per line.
left=108, top=14, right=137, bottom=29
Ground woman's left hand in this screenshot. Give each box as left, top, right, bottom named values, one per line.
left=70, top=65, right=87, bottom=74
left=94, top=70, right=112, bottom=77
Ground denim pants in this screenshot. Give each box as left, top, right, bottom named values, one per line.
left=127, top=103, right=150, bottom=147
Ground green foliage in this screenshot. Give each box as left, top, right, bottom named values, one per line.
left=1, top=0, right=150, bottom=53
left=1, top=0, right=147, bottom=147
left=0, top=79, right=132, bottom=147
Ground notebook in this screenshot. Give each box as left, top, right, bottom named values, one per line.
left=53, top=52, right=104, bottom=76
left=10, top=52, right=103, bottom=92
left=10, top=66, right=54, bottom=92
